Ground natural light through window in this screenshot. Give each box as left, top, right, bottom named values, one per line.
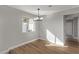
left=46, top=29, right=55, bottom=43
left=46, top=29, right=64, bottom=46
left=22, top=17, right=35, bottom=33
left=28, top=18, right=35, bottom=32
left=22, top=23, right=27, bottom=32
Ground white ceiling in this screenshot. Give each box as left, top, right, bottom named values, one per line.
left=9, top=5, right=79, bottom=16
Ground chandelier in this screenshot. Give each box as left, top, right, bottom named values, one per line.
left=34, top=8, right=43, bottom=21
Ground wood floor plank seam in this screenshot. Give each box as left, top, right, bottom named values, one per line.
left=8, top=39, right=79, bottom=54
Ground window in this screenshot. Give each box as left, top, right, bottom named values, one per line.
left=22, top=17, right=35, bottom=33
left=28, top=18, right=35, bottom=32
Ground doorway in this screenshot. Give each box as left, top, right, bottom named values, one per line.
left=64, top=15, right=78, bottom=46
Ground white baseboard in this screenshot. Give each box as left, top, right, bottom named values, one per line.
left=1, top=39, right=38, bottom=54
left=39, top=37, right=46, bottom=40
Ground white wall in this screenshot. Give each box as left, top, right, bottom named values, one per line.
left=41, top=13, right=64, bottom=46
left=40, top=7, right=79, bottom=46
left=0, top=6, right=38, bottom=53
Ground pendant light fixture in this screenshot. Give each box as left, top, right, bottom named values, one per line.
left=34, top=8, right=43, bottom=21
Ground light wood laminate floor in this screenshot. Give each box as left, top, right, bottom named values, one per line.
left=8, top=39, right=79, bottom=54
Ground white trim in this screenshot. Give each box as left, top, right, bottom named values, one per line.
left=1, top=39, right=38, bottom=54
left=45, top=38, right=64, bottom=47
left=37, top=37, right=46, bottom=40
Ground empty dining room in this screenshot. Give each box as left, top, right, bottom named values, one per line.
left=0, top=5, right=79, bottom=54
